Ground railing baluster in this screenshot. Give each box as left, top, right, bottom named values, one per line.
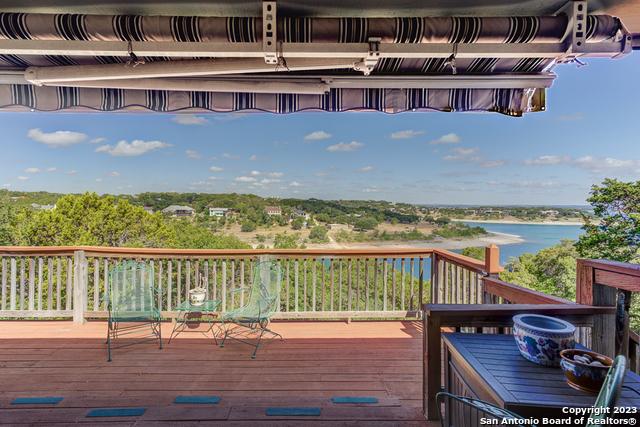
left=221, top=259, right=227, bottom=312
left=157, top=260, right=163, bottom=311
left=383, top=259, right=388, bottom=311
left=338, top=259, right=343, bottom=311
left=355, top=259, right=360, bottom=311
left=409, top=258, right=414, bottom=310
left=400, top=258, right=405, bottom=311
left=303, top=258, right=308, bottom=311
left=28, top=258, right=35, bottom=311
left=37, top=258, right=43, bottom=311
left=312, top=260, right=317, bottom=312
left=321, top=258, right=326, bottom=311
left=419, top=257, right=424, bottom=308
left=294, top=259, right=299, bottom=312
left=19, top=258, right=25, bottom=310
left=9, top=257, right=16, bottom=310
left=167, top=260, right=173, bottom=310
left=177, top=260, right=182, bottom=305
left=239, top=259, right=244, bottom=307
left=211, top=260, right=216, bottom=302
left=103, top=258, right=109, bottom=310
left=391, top=259, right=397, bottom=310
left=92, top=259, right=98, bottom=311
left=347, top=259, right=352, bottom=311
left=0, top=257, right=6, bottom=310
left=186, top=260, right=191, bottom=300
left=330, top=259, right=334, bottom=311
left=65, top=258, right=72, bottom=311
left=373, top=258, right=378, bottom=311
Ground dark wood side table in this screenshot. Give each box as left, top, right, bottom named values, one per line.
left=442, top=333, right=640, bottom=418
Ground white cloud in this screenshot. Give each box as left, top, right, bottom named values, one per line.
left=209, top=166, right=224, bottom=172
left=66, top=170, right=77, bottom=175
left=17, top=176, right=29, bottom=181
left=89, top=137, right=107, bottom=144
left=261, top=178, right=282, bottom=184
left=250, top=170, right=261, bottom=176
left=223, top=153, right=240, bottom=159
left=249, top=154, right=258, bottom=161
left=172, top=115, right=208, bottom=125
left=1, top=183, right=10, bottom=188
left=429, top=133, right=461, bottom=145
left=267, top=172, right=284, bottom=178
left=444, top=147, right=479, bottom=161
left=207, top=176, right=219, bottom=181
left=185, top=149, right=201, bottom=159
left=289, top=181, right=302, bottom=187
left=363, top=187, right=380, bottom=193
left=24, top=167, right=40, bottom=174
left=358, top=166, right=374, bottom=172
left=95, top=178, right=103, bottom=182
left=108, top=171, right=120, bottom=177
left=235, top=176, right=257, bottom=183
left=304, top=131, right=332, bottom=141
left=524, top=154, right=640, bottom=174
left=96, top=140, right=171, bottom=157
left=327, top=141, right=364, bottom=152
left=27, top=128, right=87, bottom=148
left=390, top=130, right=424, bottom=139
left=524, top=155, right=570, bottom=166
left=480, top=160, right=506, bottom=168
left=46, top=167, right=57, bottom=172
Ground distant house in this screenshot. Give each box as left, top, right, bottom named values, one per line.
left=162, top=205, right=195, bottom=217
left=292, top=209, right=309, bottom=219
left=265, top=206, right=282, bottom=216
left=31, top=203, right=55, bottom=211
left=540, top=209, right=559, bottom=216
left=143, top=206, right=154, bottom=214
left=209, top=207, right=230, bottom=218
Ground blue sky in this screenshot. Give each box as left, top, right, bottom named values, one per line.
left=1, top=53, right=639, bottom=205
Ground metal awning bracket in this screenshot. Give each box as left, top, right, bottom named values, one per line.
left=262, top=1, right=278, bottom=65
left=354, top=37, right=381, bottom=76
left=556, top=0, right=588, bottom=62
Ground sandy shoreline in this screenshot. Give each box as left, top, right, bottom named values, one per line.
left=452, top=219, right=584, bottom=226
left=305, top=230, right=524, bottom=251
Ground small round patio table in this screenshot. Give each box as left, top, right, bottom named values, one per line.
left=168, top=300, right=221, bottom=344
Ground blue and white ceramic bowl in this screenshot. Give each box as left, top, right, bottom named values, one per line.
left=513, top=314, right=576, bottom=367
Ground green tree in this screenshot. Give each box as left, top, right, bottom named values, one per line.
left=500, top=240, right=578, bottom=301
left=353, top=216, right=378, bottom=231
left=461, top=247, right=485, bottom=261
left=576, top=178, right=640, bottom=263
left=273, top=233, right=300, bottom=249
left=308, top=225, right=329, bottom=243
left=11, top=193, right=173, bottom=247
left=291, top=217, right=305, bottom=230
left=240, top=221, right=256, bottom=232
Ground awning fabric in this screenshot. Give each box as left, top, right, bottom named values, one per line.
left=0, top=13, right=624, bottom=116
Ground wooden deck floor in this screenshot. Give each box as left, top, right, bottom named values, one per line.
left=0, top=320, right=432, bottom=426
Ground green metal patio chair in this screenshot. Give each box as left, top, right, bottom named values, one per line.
left=437, top=355, right=629, bottom=427
left=586, top=355, right=627, bottom=427
left=436, top=392, right=533, bottom=427
left=218, top=258, right=283, bottom=359
left=106, top=260, right=162, bottom=362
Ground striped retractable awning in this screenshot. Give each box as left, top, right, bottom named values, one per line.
left=0, top=12, right=626, bottom=116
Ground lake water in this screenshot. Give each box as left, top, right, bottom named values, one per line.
left=461, top=222, right=584, bottom=265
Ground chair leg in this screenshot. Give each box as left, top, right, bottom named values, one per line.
left=157, top=320, right=163, bottom=349
left=107, top=330, right=112, bottom=362
left=251, top=327, right=267, bottom=359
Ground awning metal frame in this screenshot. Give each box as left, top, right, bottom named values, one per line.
left=0, top=0, right=633, bottom=94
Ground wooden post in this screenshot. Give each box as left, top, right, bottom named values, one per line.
left=424, top=309, right=441, bottom=420
left=484, top=244, right=501, bottom=275
left=73, top=250, right=87, bottom=324
left=616, top=290, right=632, bottom=360
left=576, top=260, right=615, bottom=357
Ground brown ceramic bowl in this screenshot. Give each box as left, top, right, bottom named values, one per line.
left=559, top=349, right=613, bottom=393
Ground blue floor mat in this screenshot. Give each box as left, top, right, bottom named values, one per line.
left=266, top=407, right=321, bottom=416
left=11, top=397, right=64, bottom=405
left=331, top=396, right=379, bottom=404
left=86, top=408, right=146, bottom=417
left=174, top=395, right=221, bottom=404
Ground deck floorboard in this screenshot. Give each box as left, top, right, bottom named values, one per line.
left=0, top=320, right=432, bottom=426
